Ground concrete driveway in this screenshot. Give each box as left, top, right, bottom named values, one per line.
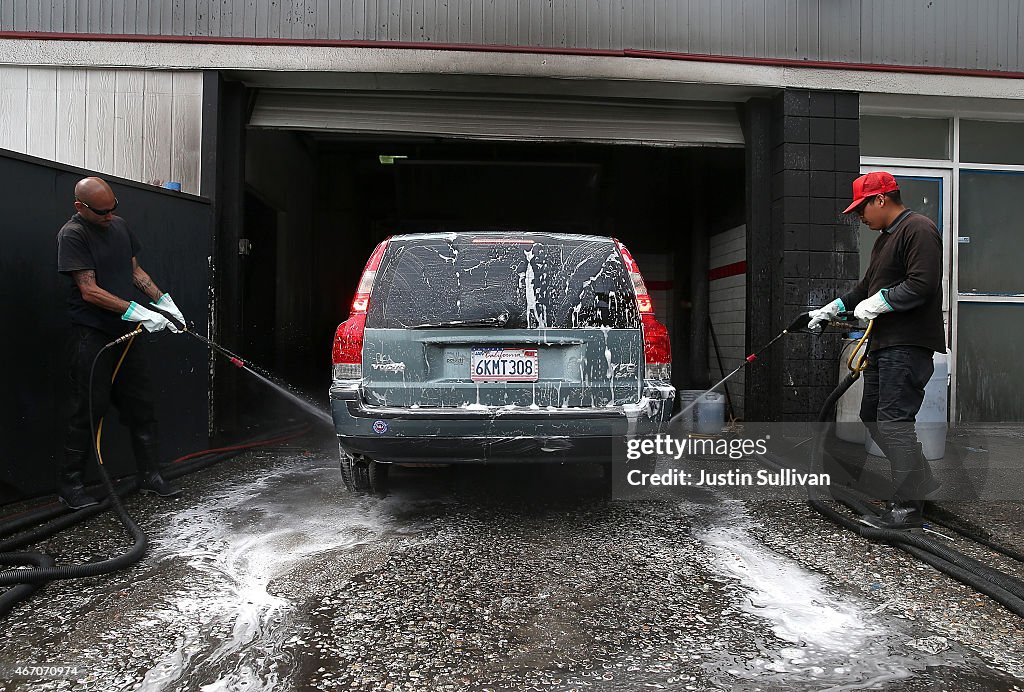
left=2, top=432, right=1023, bottom=691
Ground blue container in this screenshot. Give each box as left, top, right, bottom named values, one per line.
left=162, top=181, right=182, bottom=191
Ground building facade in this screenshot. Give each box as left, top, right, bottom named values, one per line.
left=2, top=0, right=1022, bottom=428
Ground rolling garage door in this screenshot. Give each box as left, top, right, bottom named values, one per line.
left=248, top=90, right=744, bottom=146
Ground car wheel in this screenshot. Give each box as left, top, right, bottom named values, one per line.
left=340, top=448, right=389, bottom=495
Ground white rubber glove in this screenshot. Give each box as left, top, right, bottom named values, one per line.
left=121, top=301, right=171, bottom=332
left=151, top=293, right=186, bottom=333
left=807, top=298, right=845, bottom=330
left=854, top=290, right=893, bottom=321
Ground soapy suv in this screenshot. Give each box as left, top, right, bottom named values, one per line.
left=330, top=232, right=675, bottom=492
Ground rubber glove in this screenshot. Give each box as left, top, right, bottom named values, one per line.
left=854, top=290, right=893, bottom=321
left=121, top=301, right=171, bottom=332
left=807, top=298, right=845, bottom=330
left=151, top=293, right=186, bottom=333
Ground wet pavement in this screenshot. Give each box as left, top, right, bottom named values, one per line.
left=2, top=431, right=1024, bottom=691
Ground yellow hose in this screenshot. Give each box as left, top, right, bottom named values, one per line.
left=94, top=327, right=142, bottom=467
left=845, top=319, right=874, bottom=375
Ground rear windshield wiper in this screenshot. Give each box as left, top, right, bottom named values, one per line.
left=408, top=311, right=511, bottom=329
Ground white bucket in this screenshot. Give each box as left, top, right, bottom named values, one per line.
left=679, top=390, right=725, bottom=435
left=866, top=351, right=948, bottom=460
left=835, top=338, right=867, bottom=444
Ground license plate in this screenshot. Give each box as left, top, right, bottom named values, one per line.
left=471, top=347, right=539, bottom=382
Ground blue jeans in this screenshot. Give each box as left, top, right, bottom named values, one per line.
left=860, top=345, right=938, bottom=503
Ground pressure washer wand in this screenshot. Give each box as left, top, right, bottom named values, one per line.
left=178, top=324, right=334, bottom=425
left=667, top=310, right=862, bottom=427
left=141, top=303, right=247, bottom=369
left=181, top=329, right=248, bottom=369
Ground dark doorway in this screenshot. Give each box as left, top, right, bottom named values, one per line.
left=242, top=190, right=278, bottom=370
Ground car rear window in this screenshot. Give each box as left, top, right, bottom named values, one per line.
left=366, top=234, right=641, bottom=330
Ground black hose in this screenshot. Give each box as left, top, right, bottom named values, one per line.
left=0, top=503, right=76, bottom=540
left=817, top=476, right=1024, bottom=610
left=801, top=367, right=1024, bottom=615
left=0, top=552, right=55, bottom=618
left=0, top=420, right=313, bottom=617
left=0, top=339, right=149, bottom=596
left=922, top=505, right=1024, bottom=565
left=0, top=423, right=309, bottom=550
left=0, top=310, right=318, bottom=617
left=900, top=544, right=1024, bottom=615
left=810, top=481, right=1024, bottom=603
left=0, top=500, right=111, bottom=552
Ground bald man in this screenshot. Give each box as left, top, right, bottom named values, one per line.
left=56, top=177, right=186, bottom=508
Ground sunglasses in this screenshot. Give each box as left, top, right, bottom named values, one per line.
left=854, top=195, right=881, bottom=216
left=77, top=197, right=119, bottom=216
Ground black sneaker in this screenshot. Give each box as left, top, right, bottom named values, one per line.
left=58, top=486, right=101, bottom=510
left=863, top=502, right=924, bottom=530
left=138, top=473, right=182, bottom=498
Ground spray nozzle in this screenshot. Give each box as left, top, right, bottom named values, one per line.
left=229, top=357, right=245, bottom=368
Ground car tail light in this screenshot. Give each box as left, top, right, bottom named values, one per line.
left=350, top=239, right=389, bottom=313
left=613, top=239, right=672, bottom=381
left=642, top=315, right=672, bottom=381
left=333, top=238, right=389, bottom=380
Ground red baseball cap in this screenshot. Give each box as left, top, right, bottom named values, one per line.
left=842, top=171, right=899, bottom=214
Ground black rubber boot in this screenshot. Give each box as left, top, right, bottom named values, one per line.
left=56, top=447, right=101, bottom=510
left=132, top=431, right=182, bottom=498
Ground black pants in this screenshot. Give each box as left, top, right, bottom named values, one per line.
left=860, top=345, right=936, bottom=502
left=65, top=325, right=158, bottom=465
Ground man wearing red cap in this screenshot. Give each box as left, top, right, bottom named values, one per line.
left=808, top=171, right=945, bottom=528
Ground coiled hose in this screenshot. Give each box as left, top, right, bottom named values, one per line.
left=804, top=370, right=1024, bottom=616
left=0, top=315, right=318, bottom=617
left=0, top=329, right=149, bottom=616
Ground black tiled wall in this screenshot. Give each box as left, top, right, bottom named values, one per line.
left=770, top=90, right=861, bottom=420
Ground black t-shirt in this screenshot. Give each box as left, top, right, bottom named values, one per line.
left=56, top=213, right=142, bottom=336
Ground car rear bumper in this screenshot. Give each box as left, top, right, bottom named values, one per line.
left=330, top=380, right=675, bottom=464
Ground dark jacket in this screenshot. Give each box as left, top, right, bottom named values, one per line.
left=840, top=210, right=946, bottom=353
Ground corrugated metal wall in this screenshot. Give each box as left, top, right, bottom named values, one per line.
left=0, top=66, right=203, bottom=193
left=3, top=1, right=1022, bottom=73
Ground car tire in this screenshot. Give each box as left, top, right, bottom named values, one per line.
left=339, top=449, right=389, bottom=495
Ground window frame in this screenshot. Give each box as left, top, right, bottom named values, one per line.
left=861, top=111, right=1024, bottom=422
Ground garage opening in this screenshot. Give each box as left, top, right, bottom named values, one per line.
left=234, top=129, right=745, bottom=427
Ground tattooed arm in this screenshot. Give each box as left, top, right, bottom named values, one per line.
left=72, top=269, right=132, bottom=314
left=132, top=257, right=164, bottom=302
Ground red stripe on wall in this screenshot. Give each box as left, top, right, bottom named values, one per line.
left=708, top=261, right=746, bottom=281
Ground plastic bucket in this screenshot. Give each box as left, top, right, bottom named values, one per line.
left=866, top=351, right=948, bottom=460
left=835, top=338, right=867, bottom=443
left=678, top=390, right=725, bottom=435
